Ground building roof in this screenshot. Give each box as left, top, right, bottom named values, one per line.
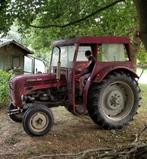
left=0, top=39, right=33, bottom=54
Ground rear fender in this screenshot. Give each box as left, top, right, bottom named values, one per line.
left=94, top=67, right=138, bottom=83
left=83, top=67, right=138, bottom=108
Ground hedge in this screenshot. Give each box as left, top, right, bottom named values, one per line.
left=0, top=70, right=12, bottom=108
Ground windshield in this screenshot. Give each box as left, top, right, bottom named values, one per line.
left=50, top=45, right=75, bottom=72
left=24, top=56, right=33, bottom=73
left=24, top=56, right=46, bottom=74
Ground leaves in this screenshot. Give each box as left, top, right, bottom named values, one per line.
left=0, top=0, right=138, bottom=57
left=23, top=0, right=137, bottom=56
left=0, top=70, right=12, bottom=106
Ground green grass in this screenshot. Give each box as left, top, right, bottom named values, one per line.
left=25, top=147, right=34, bottom=156
left=4, top=136, right=19, bottom=145
left=139, top=84, right=147, bottom=112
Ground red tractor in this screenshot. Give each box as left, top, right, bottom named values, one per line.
left=8, top=36, right=141, bottom=136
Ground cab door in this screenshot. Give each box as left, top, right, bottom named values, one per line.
left=73, top=44, right=97, bottom=113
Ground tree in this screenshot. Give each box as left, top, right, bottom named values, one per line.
left=0, top=0, right=146, bottom=64
left=0, top=0, right=13, bottom=34
left=0, top=0, right=45, bottom=34
left=23, top=0, right=137, bottom=57
left=133, top=0, right=147, bottom=50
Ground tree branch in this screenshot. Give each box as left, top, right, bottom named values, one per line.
left=133, top=124, right=147, bottom=143
left=28, top=148, right=112, bottom=159
left=27, top=144, right=147, bottom=159
left=29, top=0, right=125, bottom=29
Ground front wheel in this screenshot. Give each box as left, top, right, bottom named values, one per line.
left=88, top=72, right=141, bottom=129
left=23, top=104, right=54, bottom=136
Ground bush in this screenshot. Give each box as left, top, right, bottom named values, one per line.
left=137, top=46, right=147, bottom=64
left=0, top=70, right=12, bottom=108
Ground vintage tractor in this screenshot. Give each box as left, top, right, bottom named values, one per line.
left=8, top=36, right=141, bottom=136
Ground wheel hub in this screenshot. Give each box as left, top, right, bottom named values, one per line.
left=107, top=90, right=124, bottom=110
left=101, top=80, right=135, bottom=121
left=104, top=85, right=125, bottom=117
left=30, top=112, right=48, bottom=132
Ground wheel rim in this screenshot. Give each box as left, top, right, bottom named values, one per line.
left=101, top=81, right=134, bottom=121
left=29, top=112, right=49, bottom=133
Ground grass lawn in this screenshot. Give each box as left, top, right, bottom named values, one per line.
left=139, top=84, right=147, bottom=112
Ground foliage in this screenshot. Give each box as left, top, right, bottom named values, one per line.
left=0, top=70, right=12, bottom=107
left=137, top=45, right=147, bottom=64
left=0, top=0, right=13, bottom=34
left=139, top=84, right=147, bottom=112
left=0, top=0, right=141, bottom=60
left=23, top=0, right=137, bottom=56
left=0, top=0, right=44, bottom=35
left=133, top=0, right=147, bottom=50
left=0, top=0, right=137, bottom=57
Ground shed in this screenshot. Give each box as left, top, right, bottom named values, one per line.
left=0, top=39, right=33, bottom=74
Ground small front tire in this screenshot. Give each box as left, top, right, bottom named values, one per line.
left=23, top=104, right=54, bottom=136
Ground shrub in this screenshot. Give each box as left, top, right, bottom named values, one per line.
left=0, top=70, right=12, bottom=108
left=137, top=46, right=147, bottom=64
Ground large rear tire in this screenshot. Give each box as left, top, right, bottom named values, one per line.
left=23, top=104, right=54, bottom=136
left=88, top=72, right=141, bottom=129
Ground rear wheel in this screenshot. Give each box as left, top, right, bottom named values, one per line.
left=23, top=104, right=54, bottom=136
left=88, top=72, right=141, bottom=129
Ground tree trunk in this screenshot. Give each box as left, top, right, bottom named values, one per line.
left=133, top=0, right=147, bottom=50
left=130, top=31, right=141, bottom=71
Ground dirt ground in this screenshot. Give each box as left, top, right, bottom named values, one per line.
left=0, top=103, right=147, bottom=159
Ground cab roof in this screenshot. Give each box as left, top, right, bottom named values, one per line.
left=53, top=36, right=130, bottom=46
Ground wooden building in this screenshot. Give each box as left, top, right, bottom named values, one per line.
left=0, top=39, right=32, bottom=74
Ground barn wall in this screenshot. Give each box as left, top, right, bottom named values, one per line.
left=0, top=44, right=27, bottom=74
left=0, top=47, right=6, bottom=70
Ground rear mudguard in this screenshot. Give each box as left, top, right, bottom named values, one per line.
left=83, top=66, right=138, bottom=108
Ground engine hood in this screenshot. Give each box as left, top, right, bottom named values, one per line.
left=9, top=73, right=66, bottom=107
left=11, top=73, right=56, bottom=83
left=10, top=73, right=66, bottom=91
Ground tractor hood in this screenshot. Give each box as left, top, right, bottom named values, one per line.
left=10, top=73, right=67, bottom=88
left=11, top=73, right=57, bottom=85
left=9, top=73, right=66, bottom=107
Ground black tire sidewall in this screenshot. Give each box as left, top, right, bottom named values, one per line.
left=23, top=105, right=54, bottom=136
left=99, top=75, right=139, bottom=127
left=88, top=73, right=140, bottom=129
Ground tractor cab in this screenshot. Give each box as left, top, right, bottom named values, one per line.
left=50, top=36, right=134, bottom=114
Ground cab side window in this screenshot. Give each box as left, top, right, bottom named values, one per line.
left=97, top=44, right=129, bottom=62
